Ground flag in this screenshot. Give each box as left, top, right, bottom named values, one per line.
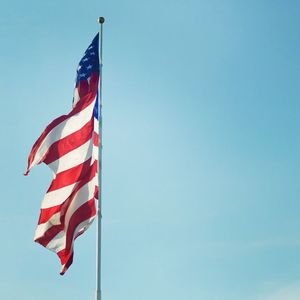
left=25, top=34, right=100, bottom=275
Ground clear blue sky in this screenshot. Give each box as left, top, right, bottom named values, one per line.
left=0, top=0, right=299, bottom=299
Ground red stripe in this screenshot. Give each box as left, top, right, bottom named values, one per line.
left=59, top=252, right=73, bottom=275
left=35, top=224, right=63, bottom=247
left=38, top=160, right=97, bottom=224
left=65, top=198, right=96, bottom=252
left=48, top=158, right=93, bottom=192
left=25, top=91, right=97, bottom=175
left=89, top=73, right=100, bottom=94
left=76, top=73, right=99, bottom=96
left=73, top=73, right=99, bottom=107
left=57, top=198, right=96, bottom=275
left=95, top=185, right=99, bottom=199
left=38, top=205, right=61, bottom=225
left=77, top=80, right=89, bottom=99
left=94, top=132, right=99, bottom=146
left=43, top=118, right=93, bottom=165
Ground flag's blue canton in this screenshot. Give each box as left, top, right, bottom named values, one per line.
left=76, top=34, right=99, bottom=84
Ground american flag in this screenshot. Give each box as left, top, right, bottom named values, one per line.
left=25, top=34, right=100, bottom=275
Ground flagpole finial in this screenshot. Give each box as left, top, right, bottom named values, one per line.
left=98, top=17, right=105, bottom=24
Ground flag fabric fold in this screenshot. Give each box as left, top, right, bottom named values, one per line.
left=25, top=34, right=100, bottom=275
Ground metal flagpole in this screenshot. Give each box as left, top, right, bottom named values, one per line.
left=96, top=16, right=105, bottom=300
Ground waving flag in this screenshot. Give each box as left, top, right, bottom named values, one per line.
left=25, top=34, right=100, bottom=275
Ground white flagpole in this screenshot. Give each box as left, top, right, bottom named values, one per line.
left=96, top=16, right=105, bottom=300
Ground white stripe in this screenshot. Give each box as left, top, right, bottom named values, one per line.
left=29, top=98, right=96, bottom=170
left=64, top=175, right=97, bottom=227
left=92, top=146, right=98, bottom=164
left=46, top=215, right=95, bottom=255
left=93, top=117, right=99, bottom=162
left=34, top=212, right=61, bottom=240
left=73, top=216, right=95, bottom=241
left=45, top=230, right=65, bottom=253
left=73, top=88, right=80, bottom=108
left=94, top=117, right=99, bottom=134
left=41, top=173, right=96, bottom=219
left=41, top=145, right=95, bottom=209
left=41, top=183, right=76, bottom=209
left=48, top=139, right=93, bottom=174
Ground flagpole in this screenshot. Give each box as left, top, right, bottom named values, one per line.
left=96, top=16, right=105, bottom=300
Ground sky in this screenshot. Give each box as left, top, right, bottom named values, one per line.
left=0, top=0, right=299, bottom=299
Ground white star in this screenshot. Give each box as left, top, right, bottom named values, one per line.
left=77, top=65, right=82, bottom=71
left=83, top=58, right=89, bottom=62
left=88, top=45, right=94, bottom=50
left=79, top=73, right=86, bottom=78
left=87, top=65, right=92, bottom=70
left=90, top=52, right=95, bottom=55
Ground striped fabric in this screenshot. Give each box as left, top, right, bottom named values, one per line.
left=25, top=34, right=100, bottom=275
